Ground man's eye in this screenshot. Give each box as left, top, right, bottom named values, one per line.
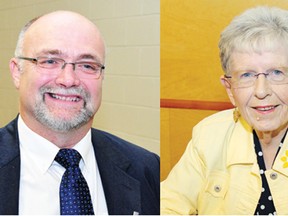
left=40, top=59, right=58, bottom=65
left=78, top=63, right=99, bottom=72
left=46, top=59, right=56, bottom=64
left=83, top=64, right=96, bottom=70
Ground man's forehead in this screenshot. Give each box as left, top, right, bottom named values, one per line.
left=34, top=49, right=103, bottom=62
left=32, top=10, right=93, bottom=26
left=25, top=11, right=101, bottom=40
left=21, top=11, right=105, bottom=61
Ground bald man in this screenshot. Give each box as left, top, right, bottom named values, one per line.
left=0, top=11, right=159, bottom=215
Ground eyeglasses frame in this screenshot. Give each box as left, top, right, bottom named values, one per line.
left=17, top=56, right=105, bottom=79
left=224, top=70, right=288, bottom=88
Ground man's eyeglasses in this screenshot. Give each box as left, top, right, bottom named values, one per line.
left=17, top=56, right=105, bottom=79
left=224, top=68, right=288, bottom=88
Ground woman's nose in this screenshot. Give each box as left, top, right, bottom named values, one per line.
left=253, top=74, right=272, bottom=99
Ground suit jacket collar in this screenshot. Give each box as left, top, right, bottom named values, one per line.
left=91, top=129, right=141, bottom=215
left=0, top=117, right=20, bottom=215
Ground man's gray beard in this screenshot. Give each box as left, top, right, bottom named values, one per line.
left=34, top=86, right=95, bottom=132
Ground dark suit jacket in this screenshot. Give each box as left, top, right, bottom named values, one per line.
left=0, top=117, right=160, bottom=215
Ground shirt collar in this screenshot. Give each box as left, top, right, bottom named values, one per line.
left=18, top=115, right=92, bottom=174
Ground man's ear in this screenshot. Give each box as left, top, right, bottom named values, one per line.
left=10, top=58, right=21, bottom=89
left=220, top=75, right=236, bottom=106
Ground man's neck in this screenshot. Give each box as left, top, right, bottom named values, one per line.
left=20, top=114, right=92, bottom=148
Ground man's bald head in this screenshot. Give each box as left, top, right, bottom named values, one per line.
left=15, top=10, right=105, bottom=61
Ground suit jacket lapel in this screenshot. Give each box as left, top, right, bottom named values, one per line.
left=0, top=117, right=20, bottom=215
left=0, top=118, right=143, bottom=215
left=91, top=130, right=141, bottom=215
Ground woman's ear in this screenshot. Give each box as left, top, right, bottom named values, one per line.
left=220, top=75, right=236, bottom=106
left=10, top=58, right=21, bottom=89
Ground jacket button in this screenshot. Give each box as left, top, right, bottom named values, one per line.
left=214, top=185, right=221, bottom=192
left=270, top=173, right=278, bottom=180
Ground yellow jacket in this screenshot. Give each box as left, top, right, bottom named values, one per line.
left=161, top=109, right=288, bottom=215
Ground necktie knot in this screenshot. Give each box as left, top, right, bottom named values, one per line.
left=55, top=149, right=81, bottom=169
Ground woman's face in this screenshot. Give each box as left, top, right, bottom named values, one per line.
left=222, top=49, right=288, bottom=133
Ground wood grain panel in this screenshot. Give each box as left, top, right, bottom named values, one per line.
left=160, top=99, right=233, bottom=110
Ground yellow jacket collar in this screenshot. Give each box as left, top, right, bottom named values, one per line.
left=226, top=117, right=255, bottom=167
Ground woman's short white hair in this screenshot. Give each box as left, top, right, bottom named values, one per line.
left=219, top=6, right=288, bottom=74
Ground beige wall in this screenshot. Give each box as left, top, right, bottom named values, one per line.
left=0, top=0, right=159, bottom=155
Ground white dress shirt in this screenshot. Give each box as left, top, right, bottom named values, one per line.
left=18, top=116, right=108, bottom=215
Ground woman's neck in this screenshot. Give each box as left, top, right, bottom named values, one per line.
left=256, top=127, right=288, bottom=169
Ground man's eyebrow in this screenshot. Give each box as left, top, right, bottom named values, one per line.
left=78, top=54, right=102, bottom=62
left=37, top=49, right=62, bottom=56
left=36, top=50, right=102, bottom=62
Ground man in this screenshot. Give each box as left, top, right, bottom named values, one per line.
left=0, top=11, right=159, bottom=215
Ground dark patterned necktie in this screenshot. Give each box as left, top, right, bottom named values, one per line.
left=55, top=149, right=94, bottom=215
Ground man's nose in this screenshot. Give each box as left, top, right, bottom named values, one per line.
left=55, top=63, right=80, bottom=88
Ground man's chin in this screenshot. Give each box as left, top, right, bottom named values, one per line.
left=39, top=118, right=88, bottom=132
left=35, top=111, right=94, bottom=132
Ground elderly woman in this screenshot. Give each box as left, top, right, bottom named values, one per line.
left=161, top=6, right=288, bottom=215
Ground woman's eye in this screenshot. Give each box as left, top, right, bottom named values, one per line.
left=271, top=69, right=284, bottom=76
left=239, top=72, right=254, bottom=79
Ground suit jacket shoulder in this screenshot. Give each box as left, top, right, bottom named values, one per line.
left=0, top=117, right=20, bottom=215
left=91, top=128, right=160, bottom=215
left=0, top=119, right=160, bottom=215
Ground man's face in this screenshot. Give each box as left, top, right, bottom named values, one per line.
left=11, top=13, right=105, bottom=132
